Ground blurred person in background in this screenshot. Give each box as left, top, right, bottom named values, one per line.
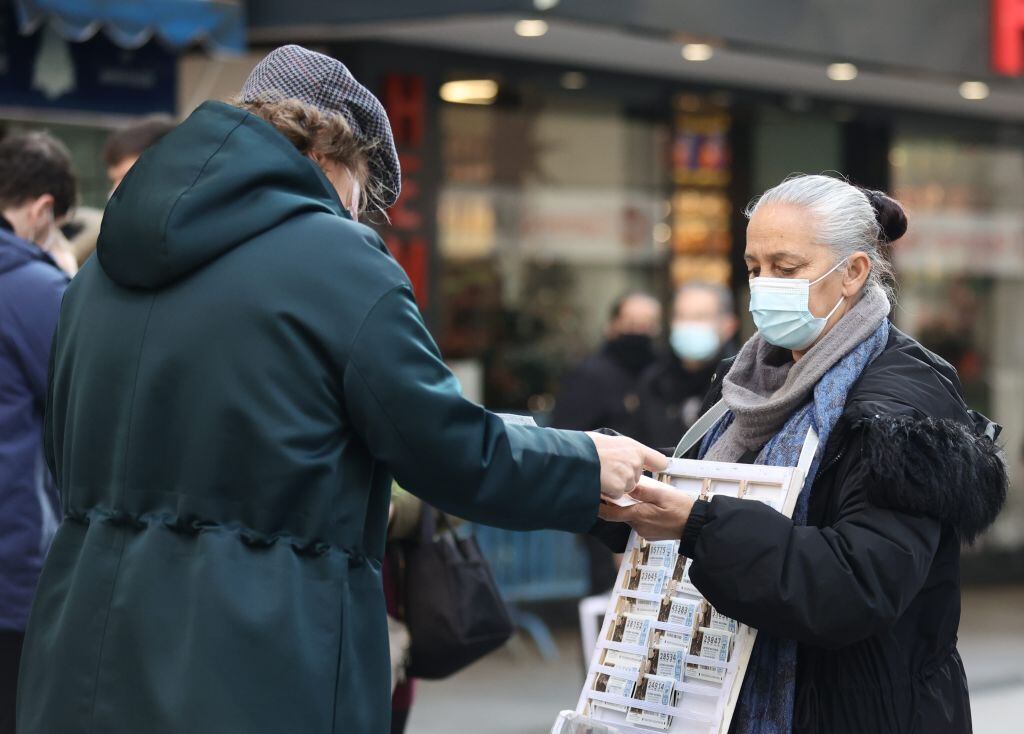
left=60, top=206, right=103, bottom=267
left=0, top=131, right=76, bottom=734
left=16, top=45, right=666, bottom=734
left=550, top=291, right=662, bottom=593
left=550, top=292, right=662, bottom=436
left=635, top=282, right=739, bottom=450
left=31, top=220, right=78, bottom=277
left=601, top=175, right=1005, bottom=734
left=102, top=113, right=175, bottom=194
left=384, top=484, right=423, bottom=734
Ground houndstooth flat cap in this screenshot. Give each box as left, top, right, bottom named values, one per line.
left=242, top=45, right=401, bottom=208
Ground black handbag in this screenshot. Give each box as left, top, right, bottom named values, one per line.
left=403, top=506, right=514, bottom=679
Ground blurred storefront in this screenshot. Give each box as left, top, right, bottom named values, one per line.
left=0, top=0, right=243, bottom=206
left=8, top=1, right=1024, bottom=550
left=890, top=129, right=1024, bottom=548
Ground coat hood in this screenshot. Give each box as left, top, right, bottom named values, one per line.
left=97, top=101, right=346, bottom=289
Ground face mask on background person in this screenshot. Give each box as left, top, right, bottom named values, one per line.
left=749, top=259, right=846, bottom=351
left=670, top=322, right=720, bottom=362
left=606, top=332, right=656, bottom=374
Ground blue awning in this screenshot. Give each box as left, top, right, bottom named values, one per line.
left=15, top=0, right=245, bottom=53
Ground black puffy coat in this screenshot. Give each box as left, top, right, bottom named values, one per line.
left=590, top=327, right=1006, bottom=733
left=677, top=327, right=1006, bottom=734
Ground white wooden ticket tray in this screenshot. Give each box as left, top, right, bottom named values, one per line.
left=569, top=428, right=817, bottom=734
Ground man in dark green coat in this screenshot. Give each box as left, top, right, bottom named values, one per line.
left=17, top=46, right=665, bottom=734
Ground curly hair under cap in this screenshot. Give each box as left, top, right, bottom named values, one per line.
left=231, top=96, right=386, bottom=218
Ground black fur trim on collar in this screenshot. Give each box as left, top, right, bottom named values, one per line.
left=859, top=415, right=1007, bottom=544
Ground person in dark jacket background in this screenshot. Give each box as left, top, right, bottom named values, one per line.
left=0, top=131, right=75, bottom=734
left=551, top=291, right=662, bottom=592
left=601, top=174, right=1005, bottom=734
left=550, top=291, right=662, bottom=436
left=16, top=46, right=666, bottom=734
left=635, top=281, right=738, bottom=450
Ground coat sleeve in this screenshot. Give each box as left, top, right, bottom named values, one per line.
left=681, top=429, right=941, bottom=649
left=343, top=284, right=601, bottom=533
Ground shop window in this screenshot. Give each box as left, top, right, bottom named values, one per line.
left=437, top=95, right=673, bottom=412
left=891, top=135, right=1024, bottom=547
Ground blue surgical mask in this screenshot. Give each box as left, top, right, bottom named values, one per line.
left=749, top=260, right=846, bottom=350
left=670, top=323, right=720, bottom=362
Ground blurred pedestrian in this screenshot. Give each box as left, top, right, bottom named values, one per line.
left=550, top=292, right=662, bottom=436
left=16, top=45, right=666, bottom=734
left=0, top=131, right=76, bottom=734
left=60, top=206, right=103, bottom=267
left=383, top=485, right=420, bottom=733
left=550, top=292, right=661, bottom=593
left=635, top=282, right=738, bottom=450
left=102, top=113, right=175, bottom=194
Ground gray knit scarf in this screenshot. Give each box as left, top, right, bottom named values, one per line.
left=706, top=284, right=891, bottom=462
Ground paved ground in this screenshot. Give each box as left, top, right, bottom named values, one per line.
left=407, top=586, right=1024, bottom=734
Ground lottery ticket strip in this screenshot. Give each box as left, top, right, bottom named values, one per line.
left=562, top=441, right=815, bottom=734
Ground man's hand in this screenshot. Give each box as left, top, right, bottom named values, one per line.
left=586, top=432, right=668, bottom=500
left=598, top=477, right=695, bottom=541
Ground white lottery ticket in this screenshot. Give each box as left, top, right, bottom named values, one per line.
left=655, top=646, right=685, bottom=684
left=646, top=540, right=679, bottom=568
left=709, top=608, right=738, bottom=634
left=660, top=628, right=693, bottom=652
left=666, top=596, right=701, bottom=629
left=689, top=628, right=733, bottom=682
left=635, top=565, right=669, bottom=596
left=595, top=674, right=636, bottom=713
left=632, top=598, right=663, bottom=618
left=604, top=650, right=644, bottom=671
left=620, top=614, right=653, bottom=648
left=626, top=674, right=676, bottom=730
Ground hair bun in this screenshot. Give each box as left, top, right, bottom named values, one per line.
left=864, top=189, right=908, bottom=244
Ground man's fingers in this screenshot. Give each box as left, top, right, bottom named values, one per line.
left=637, top=442, right=669, bottom=472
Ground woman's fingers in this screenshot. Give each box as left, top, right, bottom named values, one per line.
left=599, top=489, right=696, bottom=541
left=598, top=501, right=631, bottom=522
left=626, top=476, right=677, bottom=507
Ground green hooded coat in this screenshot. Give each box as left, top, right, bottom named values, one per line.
left=17, top=101, right=600, bottom=734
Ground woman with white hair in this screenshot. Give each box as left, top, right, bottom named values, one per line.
left=602, top=174, right=1006, bottom=733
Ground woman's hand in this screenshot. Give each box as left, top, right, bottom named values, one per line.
left=598, top=477, right=695, bottom=541
left=586, top=432, right=669, bottom=500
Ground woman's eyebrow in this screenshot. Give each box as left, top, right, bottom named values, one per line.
left=744, top=250, right=808, bottom=263
left=767, top=250, right=809, bottom=263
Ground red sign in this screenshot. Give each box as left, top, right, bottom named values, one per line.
left=993, top=0, right=1024, bottom=75
left=381, top=74, right=430, bottom=307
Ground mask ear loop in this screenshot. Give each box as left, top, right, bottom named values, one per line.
left=808, top=257, right=848, bottom=287
left=806, top=258, right=847, bottom=321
